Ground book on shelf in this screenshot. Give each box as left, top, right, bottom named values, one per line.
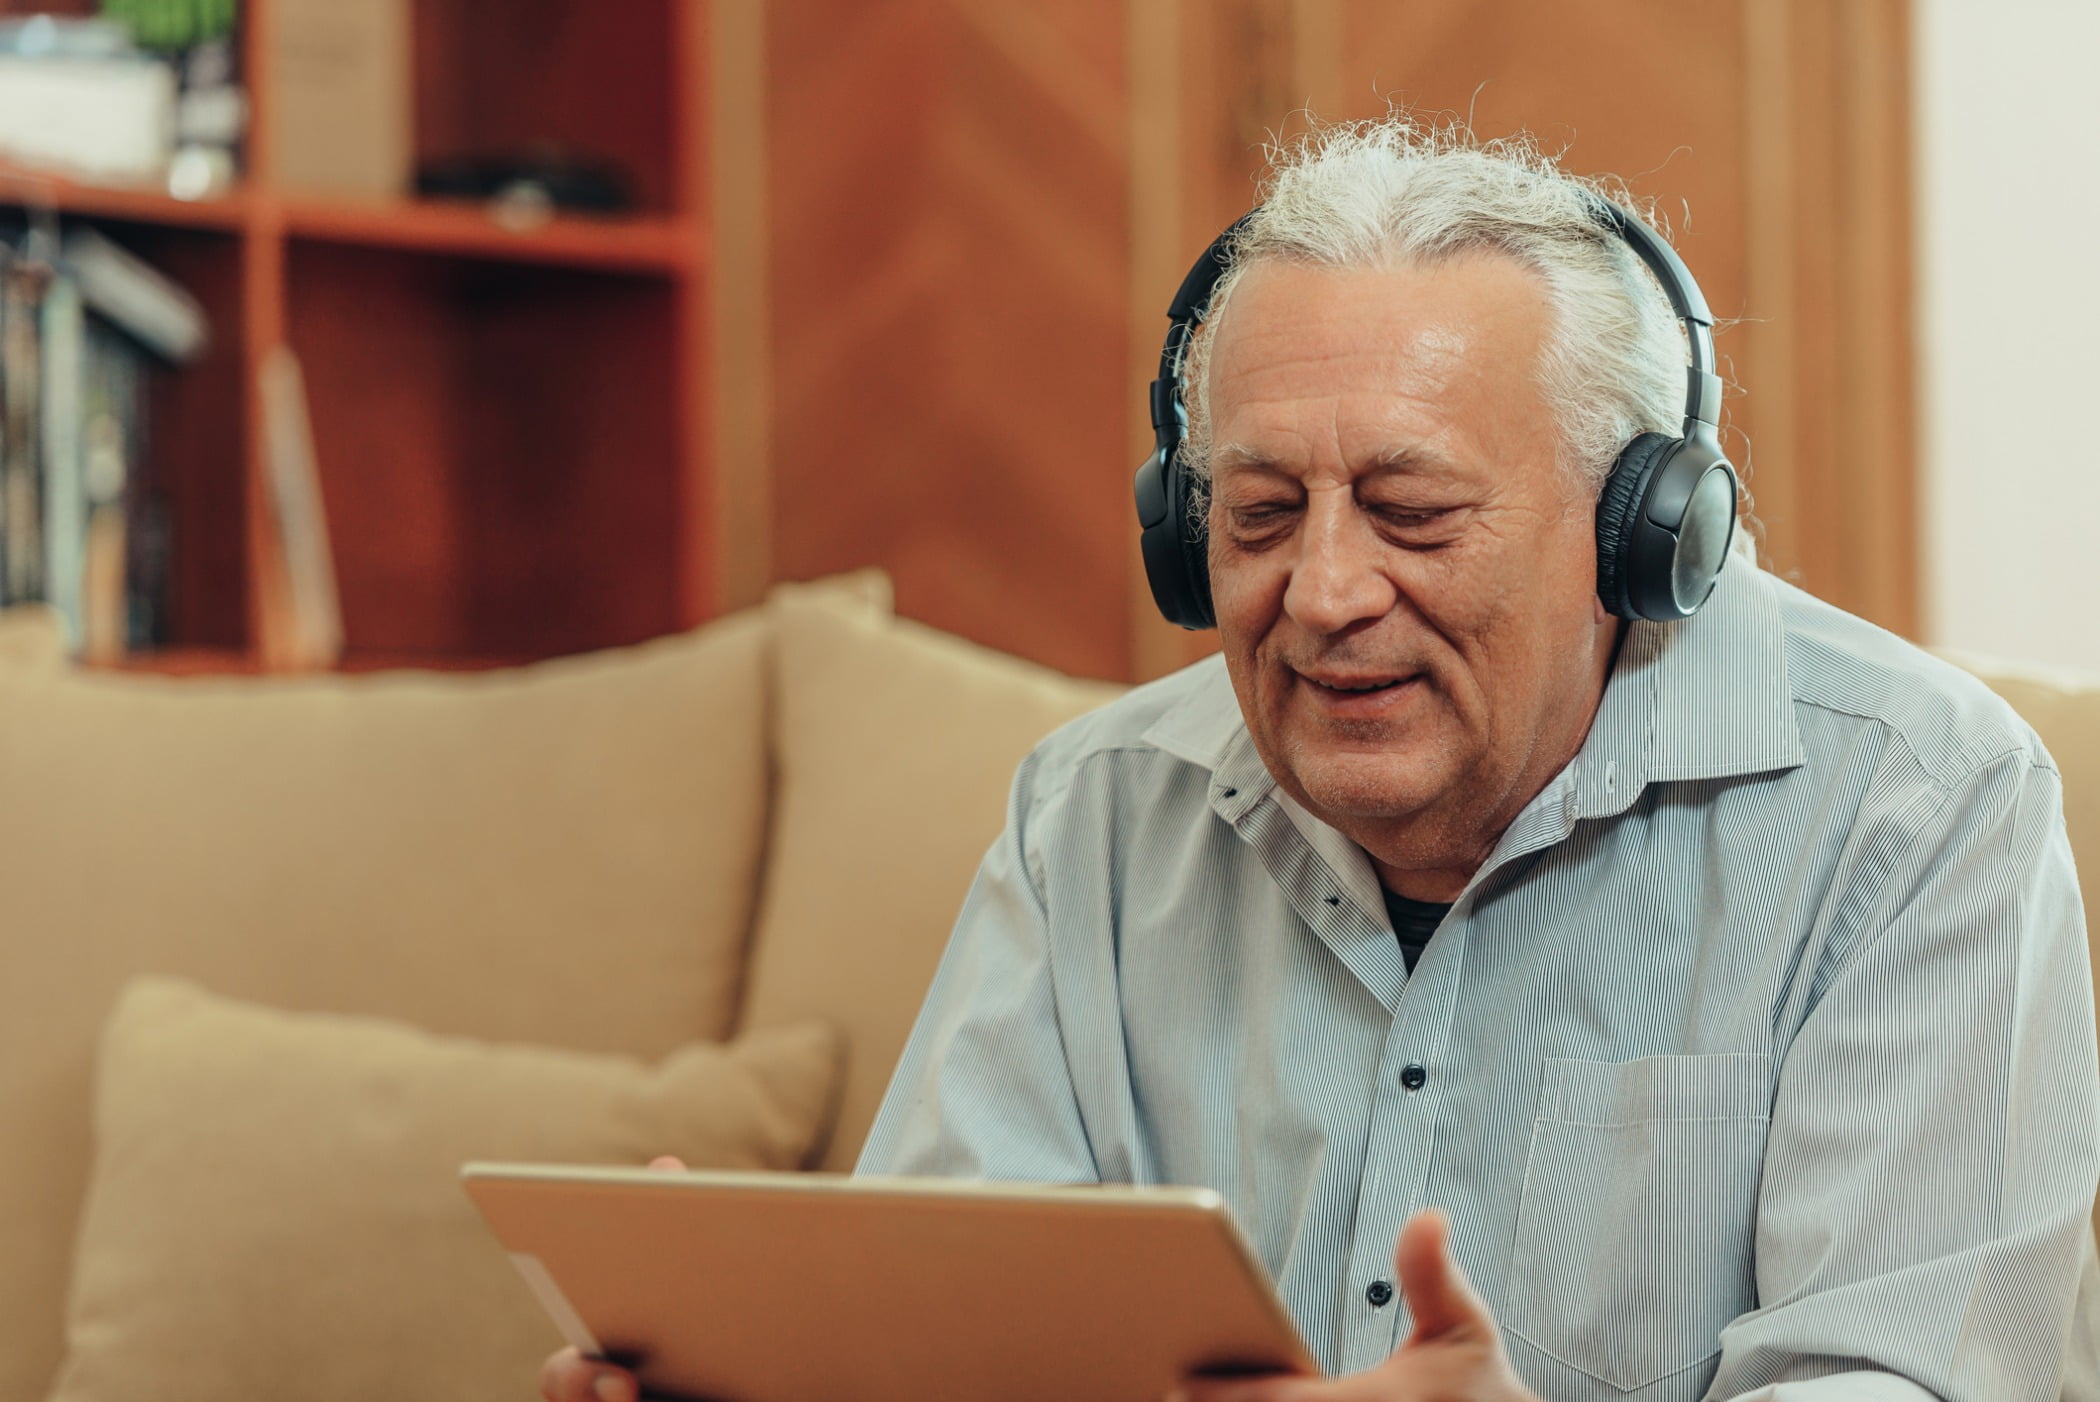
left=0, top=238, right=45, bottom=607
left=257, top=344, right=343, bottom=669
left=269, top=0, right=411, bottom=198
left=0, top=222, right=198, bottom=659
left=64, top=227, right=209, bottom=363
left=40, top=266, right=85, bottom=648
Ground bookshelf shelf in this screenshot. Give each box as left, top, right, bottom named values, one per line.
left=0, top=162, right=251, bottom=232
left=279, top=199, right=700, bottom=276
left=0, top=0, right=712, bottom=673
left=0, top=176, right=708, bottom=276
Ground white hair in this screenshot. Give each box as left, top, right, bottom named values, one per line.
left=1180, top=117, right=1690, bottom=499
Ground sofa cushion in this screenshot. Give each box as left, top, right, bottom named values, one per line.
left=49, top=977, right=838, bottom=1402
left=1933, top=650, right=2100, bottom=919
left=738, top=588, right=1124, bottom=1170
left=1936, top=648, right=2099, bottom=967
left=0, top=605, right=64, bottom=670
left=0, top=613, right=771, bottom=1402
left=1936, top=647, right=2100, bottom=1240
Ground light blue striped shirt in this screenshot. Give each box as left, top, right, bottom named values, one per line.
left=859, top=558, right=2100, bottom=1401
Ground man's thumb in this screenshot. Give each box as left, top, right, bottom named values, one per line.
left=1395, top=1209, right=1491, bottom=1342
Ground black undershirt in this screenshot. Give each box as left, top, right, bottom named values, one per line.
left=1382, top=889, right=1453, bottom=974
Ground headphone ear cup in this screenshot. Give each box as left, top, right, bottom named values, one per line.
left=1135, top=444, right=1215, bottom=630
left=1175, top=453, right=1214, bottom=628
left=1595, top=432, right=1676, bottom=620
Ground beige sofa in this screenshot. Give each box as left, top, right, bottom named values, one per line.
left=0, top=574, right=1120, bottom=1402
left=0, top=573, right=2092, bottom=1402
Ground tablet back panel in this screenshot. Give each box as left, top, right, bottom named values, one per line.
left=464, top=1165, right=1317, bottom=1402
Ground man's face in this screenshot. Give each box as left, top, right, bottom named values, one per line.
left=1206, top=254, right=1617, bottom=879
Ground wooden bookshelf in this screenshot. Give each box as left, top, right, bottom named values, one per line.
left=0, top=0, right=712, bottom=670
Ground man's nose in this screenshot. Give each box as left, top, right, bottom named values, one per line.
left=1282, top=497, right=1398, bottom=636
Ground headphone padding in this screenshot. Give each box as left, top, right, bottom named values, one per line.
left=1169, top=450, right=1215, bottom=628
left=1595, top=432, right=1675, bottom=620
left=1136, top=444, right=1216, bottom=630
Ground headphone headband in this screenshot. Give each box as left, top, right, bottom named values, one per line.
left=1581, top=197, right=1723, bottom=431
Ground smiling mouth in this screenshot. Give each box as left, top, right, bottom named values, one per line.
left=1298, top=672, right=1420, bottom=696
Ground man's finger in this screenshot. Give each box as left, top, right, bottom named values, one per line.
left=541, top=1346, right=637, bottom=1402
left=1174, top=1373, right=1329, bottom=1402
left=649, top=1155, right=687, bottom=1172
left=1394, top=1209, right=1493, bottom=1343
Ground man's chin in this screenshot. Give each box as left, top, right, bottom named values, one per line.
left=1282, top=757, right=1448, bottom=824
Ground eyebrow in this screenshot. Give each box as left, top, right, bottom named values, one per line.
left=1210, top=443, right=1461, bottom=479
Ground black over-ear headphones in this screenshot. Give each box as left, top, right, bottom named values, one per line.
left=1132, top=199, right=1739, bottom=629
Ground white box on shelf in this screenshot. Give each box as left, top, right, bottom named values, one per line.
left=0, top=56, right=177, bottom=182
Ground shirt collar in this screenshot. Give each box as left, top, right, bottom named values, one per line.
left=1140, top=655, right=1283, bottom=828
left=1570, top=551, right=1805, bottom=820
left=1140, top=652, right=1244, bottom=773
left=1139, top=665, right=1393, bottom=926
left=1140, top=552, right=1805, bottom=831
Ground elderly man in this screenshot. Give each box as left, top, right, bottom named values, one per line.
left=548, top=120, right=2099, bottom=1401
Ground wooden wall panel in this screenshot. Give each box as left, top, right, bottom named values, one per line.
left=1175, top=0, right=1913, bottom=646
left=709, top=0, right=768, bottom=615
left=1126, top=0, right=1195, bottom=681
left=1323, top=1, right=1756, bottom=328
left=734, top=0, right=1917, bottom=680
left=1747, top=0, right=1917, bottom=636
left=765, top=0, right=1133, bottom=680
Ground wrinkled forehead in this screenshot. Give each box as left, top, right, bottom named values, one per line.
left=1210, top=247, right=1555, bottom=359
left=1201, top=254, right=1558, bottom=480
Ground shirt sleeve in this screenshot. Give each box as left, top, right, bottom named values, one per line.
left=854, top=750, right=1101, bottom=1184
left=1706, top=749, right=2100, bottom=1401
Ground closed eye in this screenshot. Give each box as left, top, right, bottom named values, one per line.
left=1225, top=502, right=1300, bottom=540
left=1372, top=505, right=1464, bottom=546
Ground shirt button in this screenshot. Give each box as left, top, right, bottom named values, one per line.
left=1365, top=1279, right=1394, bottom=1308
left=1400, top=1063, right=1427, bottom=1090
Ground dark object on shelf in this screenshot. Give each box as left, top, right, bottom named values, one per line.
left=414, top=152, right=635, bottom=215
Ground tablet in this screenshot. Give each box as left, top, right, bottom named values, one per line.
left=462, top=1162, right=1318, bottom=1402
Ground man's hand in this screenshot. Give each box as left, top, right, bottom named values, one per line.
left=542, top=1346, right=639, bottom=1402
left=538, top=1156, right=687, bottom=1402
left=1178, top=1211, right=1540, bottom=1402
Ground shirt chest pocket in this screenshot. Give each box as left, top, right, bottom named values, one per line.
left=1505, top=1053, right=1770, bottom=1394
